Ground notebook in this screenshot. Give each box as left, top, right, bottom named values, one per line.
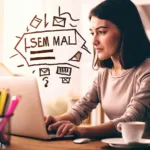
left=0, top=76, right=74, bottom=140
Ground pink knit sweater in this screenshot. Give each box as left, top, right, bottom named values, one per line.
left=69, top=58, right=150, bottom=136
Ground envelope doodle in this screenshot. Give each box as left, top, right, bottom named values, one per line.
left=60, top=77, right=71, bottom=84
left=53, top=16, right=66, bottom=27
left=39, top=68, right=50, bottom=76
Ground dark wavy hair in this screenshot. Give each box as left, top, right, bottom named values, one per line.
left=89, top=0, right=150, bottom=70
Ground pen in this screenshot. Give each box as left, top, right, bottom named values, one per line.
left=0, top=89, right=8, bottom=115
left=0, top=91, right=1, bottom=112
left=2, top=93, right=10, bottom=116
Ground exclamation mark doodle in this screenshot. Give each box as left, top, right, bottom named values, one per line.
left=43, top=77, right=49, bottom=87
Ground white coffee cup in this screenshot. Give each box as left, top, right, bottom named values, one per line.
left=117, top=122, right=145, bottom=144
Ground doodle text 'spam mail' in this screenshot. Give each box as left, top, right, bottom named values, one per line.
left=14, top=29, right=90, bottom=67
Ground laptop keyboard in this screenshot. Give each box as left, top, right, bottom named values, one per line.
left=47, top=130, right=74, bottom=138
left=47, top=130, right=57, bottom=135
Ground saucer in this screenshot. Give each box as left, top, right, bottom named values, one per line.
left=101, top=138, right=150, bottom=148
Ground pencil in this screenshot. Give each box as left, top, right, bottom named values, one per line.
left=0, top=91, right=1, bottom=109
left=2, top=93, right=9, bottom=116
left=0, top=89, right=8, bottom=115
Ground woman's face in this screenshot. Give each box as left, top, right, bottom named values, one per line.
left=90, top=16, right=121, bottom=60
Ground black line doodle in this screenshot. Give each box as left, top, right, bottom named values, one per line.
left=75, top=30, right=91, bottom=54
left=68, top=51, right=82, bottom=62
left=17, top=64, right=24, bottom=67
left=59, top=77, right=71, bottom=84
left=30, top=49, right=53, bottom=54
left=12, top=9, right=91, bottom=81
left=32, top=70, right=36, bottom=74
left=58, top=6, right=79, bottom=21
left=39, top=67, right=50, bottom=76
left=53, top=16, right=66, bottom=27
left=26, top=27, right=29, bottom=32
left=12, top=49, right=80, bottom=68
left=9, top=54, right=18, bottom=58
left=16, top=36, right=21, bottom=39
left=70, top=24, right=77, bottom=27
left=24, top=36, right=50, bottom=51
left=44, top=14, right=49, bottom=28
left=43, top=76, right=49, bottom=87
left=15, top=29, right=89, bottom=50
left=30, top=56, right=55, bottom=61
left=34, top=63, right=79, bottom=68
left=56, top=66, right=72, bottom=76
left=30, top=15, right=42, bottom=28
left=14, top=28, right=90, bottom=68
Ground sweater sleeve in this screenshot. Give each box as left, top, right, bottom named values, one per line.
left=68, top=70, right=101, bottom=125
left=112, top=67, right=150, bottom=128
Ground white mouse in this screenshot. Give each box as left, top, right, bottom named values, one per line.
left=73, top=138, right=91, bottom=144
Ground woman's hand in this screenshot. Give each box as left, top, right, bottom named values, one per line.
left=44, top=116, right=58, bottom=132
left=57, top=122, right=81, bottom=137
left=47, top=121, right=82, bottom=137
left=44, top=113, right=81, bottom=136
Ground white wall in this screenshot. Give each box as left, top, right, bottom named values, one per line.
left=0, top=0, right=4, bottom=60
left=2, top=0, right=101, bottom=116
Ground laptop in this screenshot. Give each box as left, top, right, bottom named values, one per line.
left=0, top=76, right=74, bottom=140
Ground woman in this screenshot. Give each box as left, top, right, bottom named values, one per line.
left=45, top=0, right=150, bottom=139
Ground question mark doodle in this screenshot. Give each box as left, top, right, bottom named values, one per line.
left=43, top=77, right=49, bottom=87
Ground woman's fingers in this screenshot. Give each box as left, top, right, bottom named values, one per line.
left=56, top=124, right=66, bottom=137
left=68, top=126, right=79, bottom=136
left=45, top=116, right=58, bottom=131
left=67, top=127, right=76, bottom=135
left=45, top=116, right=53, bottom=125
left=48, top=120, right=70, bottom=131
left=56, top=123, right=78, bottom=137
left=44, top=116, right=80, bottom=137
left=58, top=124, right=72, bottom=137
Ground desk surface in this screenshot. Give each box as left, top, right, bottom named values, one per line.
left=4, top=136, right=150, bottom=150
left=4, top=136, right=113, bottom=150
